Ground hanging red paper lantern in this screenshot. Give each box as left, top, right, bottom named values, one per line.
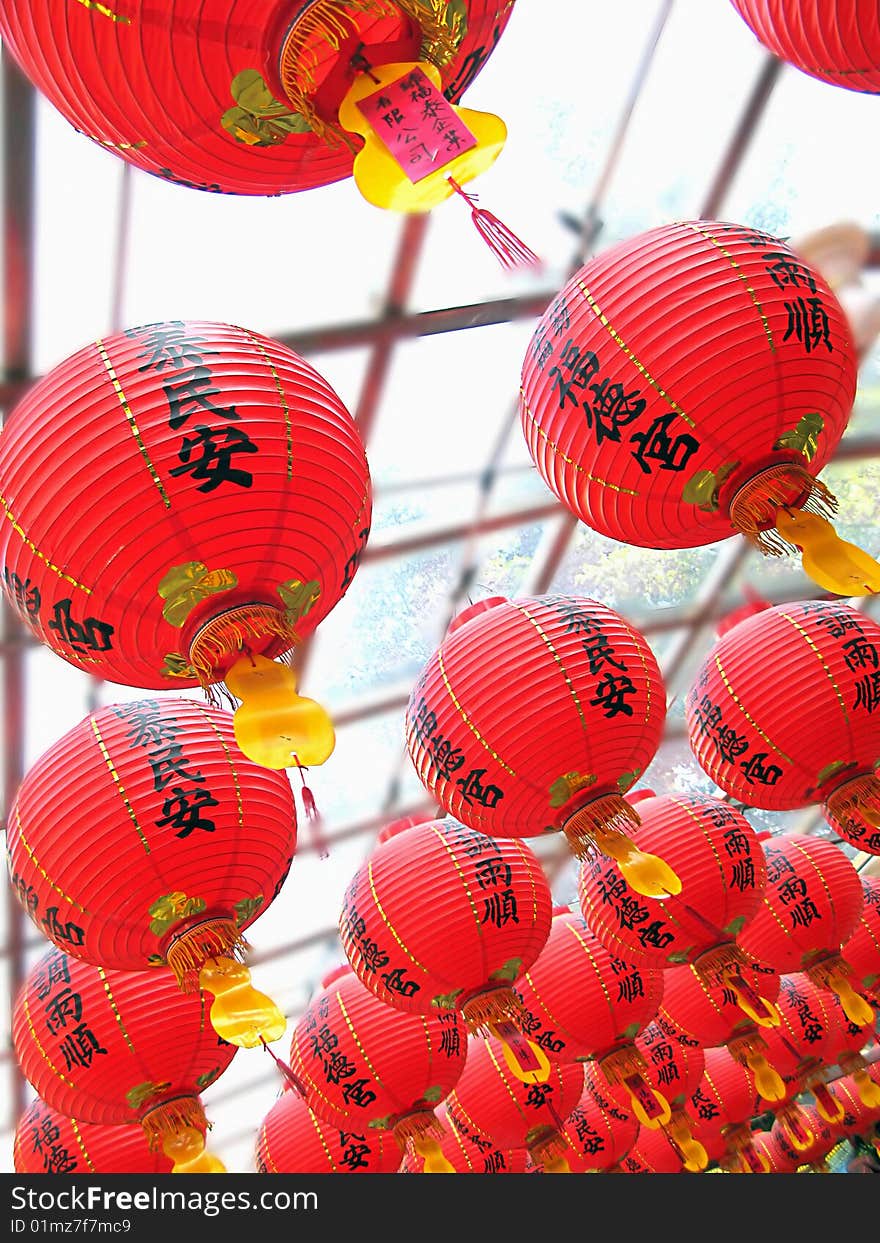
left=339, top=817, right=552, bottom=1073
left=620, top=1017, right=709, bottom=1171
left=375, top=811, right=435, bottom=844
left=555, top=1066, right=638, bottom=1173
left=686, top=601, right=880, bottom=856
left=750, top=1129, right=799, bottom=1174
left=256, top=1090, right=402, bottom=1174
left=736, top=834, right=873, bottom=1026
left=686, top=1047, right=768, bottom=1174
left=519, top=220, right=875, bottom=598
left=399, top=1104, right=528, bottom=1174
left=614, top=1123, right=690, bottom=1174
left=657, top=962, right=786, bottom=1108
left=405, top=594, right=677, bottom=898
left=842, top=876, right=880, bottom=1000
left=826, top=1068, right=880, bottom=1141
left=12, top=948, right=235, bottom=1172
left=820, top=987, right=880, bottom=1114
left=513, top=909, right=667, bottom=1127
left=7, top=696, right=295, bottom=1049
left=770, top=1104, right=840, bottom=1173
left=578, top=792, right=776, bottom=1025
left=445, top=1035, right=585, bottom=1173
left=287, top=966, right=467, bottom=1172
left=730, top=1, right=880, bottom=93
left=14, top=1099, right=174, bottom=1175
left=0, top=320, right=371, bottom=771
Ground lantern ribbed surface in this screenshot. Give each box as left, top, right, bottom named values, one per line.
left=750, top=1129, right=799, bottom=1174
left=657, top=962, right=781, bottom=1054
left=399, top=1103, right=528, bottom=1174
left=12, top=948, right=236, bottom=1128
left=0, top=321, right=371, bottom=689
left=842, top=877, right=880, bottom=996
left=731, top=1, right=880, bottom=93
left=288, top=969, right=467, bottom=1141
left=404, top=595, right=665, bottom=848
left=687, top=1047, right=759, bottom=1154
left=255, top=1091, right=402, bottom=1174
left=514, top=910, right=663, bottom=1064
left=0, top=1, right=512, bottom=196
left=686, top=602, right=880, bottom=851
left=559, top=1069, right=638, bottom=1172
left=339, top=817, right=552, bottom=1027
left=827, top=1070, right=880, bottom=1137
left=758, top=973, right=837, bottom=1082
left=519, top=220, right=856, bottom=551
left=445, top=1035, right=585, bottom=1165
left=737, top=835, right=866, bottom=975
left=771, top=1104, right=838, bottom=1168
left=7, top=697, right=296, bottom=974
left=14, top=1099, right=173, bottom=1175
left=578, top=793, right=767, bottom=969
left=630, top=1018, right=706, bottom=1111
left=615, top=1124, right=686, bottom=1174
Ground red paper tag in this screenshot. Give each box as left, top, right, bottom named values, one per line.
left=355, top=66, right=477, bottom=183
left=624, top=1073, right=663, bottom=1119
left=493, top=1020, right=544, bottom=1075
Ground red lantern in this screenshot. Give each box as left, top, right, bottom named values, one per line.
left=556, top=1067, right=638, bottom=1173
left=820, top=988, right=880, bottom=1114
left=686, top=601, right=880, bottom=856
left=614, top=1123, right=690, bottom=1174
left=750, top=1129, right=799, bottom=1174
left=287, top=967, right=466, bottom=1171
left=7, top=697, right=295, bottom=1048
left=842, top=876, right=880, bottom=999
left=14, top=1099, right=173, bottom=1175
left=513, top=909, right=667, bottom=1127
left=0, top=320, right=371, bottom=771
left=445, top=1035, right=585, bottom=1173
left=687, top=1047, right=768, bottom=1174
left=621, top=1017, right=709, bottom=1171
left=770, top=1104, right=840, bottom=1173
left=730, top=1, right=880, bottom=93
left=12, top=948, right=235, bottom=1172
left=657, top=962, right=786, bottom=1107
left=578, top=792, right=776, bottom=1024
left=338, top=816, right=552, bottom=1078
left=736, top=834, right=873, bottom=1026
left=519, top=220, right=872, bottom=599
left=405, top=595, right=677, bottom=898
left=826, top=1069, right=880, bottom=1140
left=399, top=1104, right=528, bottom=1174
left=256, top=1090, right=401, bottom=1174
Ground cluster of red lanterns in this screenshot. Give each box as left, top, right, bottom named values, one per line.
left=2, top=0, right=880, bottom=1184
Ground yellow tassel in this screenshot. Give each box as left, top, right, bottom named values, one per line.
left=188, top=604, right=300, bottom=688
left=692, top=942, right=745, bottom=987
left=728, top=463, right=837, bottom=556
left=562, top=795, right=681, bottom=898
left=165, top=919, right=249, bottom=991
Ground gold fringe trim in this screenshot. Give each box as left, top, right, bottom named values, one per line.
left=395, top=0, right=467, bottom=65
left=728, top=1031, right=771, bottom=1063
left=189, top=604, right=299, bottom=689
left=166, top=919, right=250, bottom=991
left=825, top=773, right=880, bottom=833
left=837, top=1051, right=865, bottom=1076
left=728, top=463, right=837, bottom=556
left=527, top=1127, right=570, bottom=1167
left=721, top=1122, right=752, bottom=1153
left=598, top=1046, right=648, bottom=1088
left=392, top=1109, right=444, bottom=1146
left=461, top=987, right=523, bottom=1035
left=561, top=794, right=641, bottom=860
left=694, top=943, right=746, bottom=988
left=805, top=953, right=850, bottom=993
left=140, top=1096, right=207, bottom=1151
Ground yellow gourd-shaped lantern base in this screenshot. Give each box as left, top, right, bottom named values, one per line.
left=488, top=1020, right=552, bottom=1085
left=853, top=1068, right=880, bottom=1110
left=161, top=1126, right=227, bottom=1175
left=198, top=956, right=286, bottom=1049
left=338, top=60, right=506, bottom=213
left=781, top=1110, right=815, bottom=1153
left=744, top=1048, right=786, bottom=1103
left=412, top=1135, right=455, bottom=1174
left=226, top=652, right=335, bottom=770
left=775, top=509, right=880, bottom=597
left=593, top=829, right=681, bottom=900
left=563, top=796, right=681, bottom=899
left=541, top=1154, right=572, bottom=1174
left=821, top=972, right=875, bottom=1027
left=666, top=1113, right=709, bottom=1172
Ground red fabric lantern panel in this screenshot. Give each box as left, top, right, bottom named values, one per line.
left=0, top=2, right=512, bottom=195
left=686, top=1047, right=766, bottom=1171
left=615, top=1124, right=688, bottom=1174
left=14, top=1099, right=173, bottom=1175
left=12, top=949, right=235, bottom=1169
left=339, top=817, right=552, bottom=1034
left=287, top=968, right=467, bottom=1156
left=737, top=834, right=872, bottom=1026
left=657, top=962, right=785, bottom=1106
left=686, top=601, right=880, bottom=854
left=405, top=594, right=673, bottom=894
left=750, top=1129, right=799, bottom=1174
left=842, top=876, right=880, bottom=999
left=519, top=221, right=856, bottom=558
left=7, top=698, right=295, bottom=979
left=578, top=794, right=772, bottom=1017
left=759, top=973, right=837, bottom=1084
left=513, top=910, right=666, bottom=1126
left=399, top=1104, right=528, bottom=1174
left=826, top=1069, right=880, bottom=1139
left=770, top=1104, right=839, bottom=1171
left=445, top=1036, right=585, bottom=1172
left=730, top=1, right=880, bottom=93
left=558, top=1068, right=638, bottom=1172
left=256, top=1090, right=401, bottom=1174
left=0, top=321, right=371, bottom=693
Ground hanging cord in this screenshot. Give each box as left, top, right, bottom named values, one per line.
left=446, top=176, right=542, bottom=273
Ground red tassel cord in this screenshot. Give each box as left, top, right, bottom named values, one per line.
left=260, top=1036, right=309, bottom=1098
left=446, top=176, right=542, bottom=273
left=294, top=755, right=329, bottom=860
